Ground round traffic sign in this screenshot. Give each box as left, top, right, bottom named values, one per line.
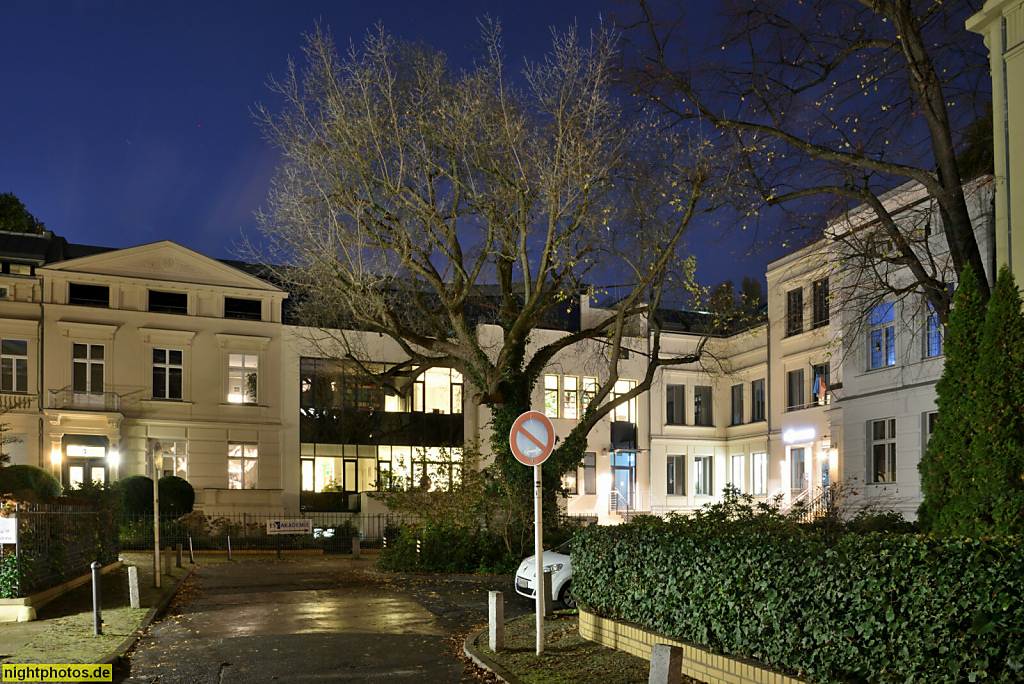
left=509, top=411, right=555, bottom=466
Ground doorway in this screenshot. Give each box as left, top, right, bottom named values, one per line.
left=611, top=451, right=635, bottom=510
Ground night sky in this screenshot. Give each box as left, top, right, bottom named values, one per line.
left=1, top=1, right=771, bottom=287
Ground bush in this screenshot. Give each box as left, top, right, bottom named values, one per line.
left=377, top=522, right=519, bottom=575
left=574, top=522, right=1024, bottom=683
left=0, top=465, right=62, bottom=501
left=158, top=476, right=194, bottom=516
left=113, top=476, right=154, bottom=515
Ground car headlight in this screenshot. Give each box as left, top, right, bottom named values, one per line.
left=542, top=563, right=563, bottom=572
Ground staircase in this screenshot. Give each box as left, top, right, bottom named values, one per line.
left=608, top=491, right=665, bottom=522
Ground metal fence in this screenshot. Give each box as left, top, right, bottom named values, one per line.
left=6, top=503, right=119, bottom=596
left=118, top=511, right=412, bottom=555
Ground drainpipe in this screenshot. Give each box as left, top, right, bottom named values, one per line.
left=37, top=274, right=45, bottom=470
left=646, top=321, right=652, bottom=511
left=765, top=318, right=772, bottom=496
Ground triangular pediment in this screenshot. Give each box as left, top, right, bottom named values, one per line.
left=41, top=241, right=283, bottom=293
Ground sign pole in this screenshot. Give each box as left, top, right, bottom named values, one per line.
left=534, top=462, right=544, bottom=655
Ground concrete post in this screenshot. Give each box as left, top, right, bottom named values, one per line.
left=164, top=546, right=172, bottom=576
left=351, top=536, right=361, bottom=558
left=227, top=535, right=232, bottom=561
left=543, top=570, right=554, bottom=616
left=91, top=561, right=102, bottom=636
left=488, top=591, right=504, bottom=652
left=188, top=536, right=195, bottom=564
left=128, top=566, right=140, bottom=609
left=176, top=544, right=182, bottom=568
left=648, top=643, right=682, bottom=684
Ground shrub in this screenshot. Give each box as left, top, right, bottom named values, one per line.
left=574, top=522, right=1024, bottom=683
left=158, top=476, right=194, bottom=516
left=113, top=476, right=154, bottom=515
left=0, top=465, right=62, bottom=501
left=377, top=522, right=518, bottom=575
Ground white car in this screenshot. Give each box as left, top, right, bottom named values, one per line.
left=513, top=538, right=575, bottom=609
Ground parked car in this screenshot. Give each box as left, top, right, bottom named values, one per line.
left=513, top=538, right=575, bottom=608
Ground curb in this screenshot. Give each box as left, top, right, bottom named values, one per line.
left=463, top=626, right=523, bottom=684
left=95, top=565, right=195, bottom=666
left=364, top=569, right=513, bottom=583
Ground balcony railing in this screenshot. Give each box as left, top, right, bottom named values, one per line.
left=48, top=388, right=122, bottom=412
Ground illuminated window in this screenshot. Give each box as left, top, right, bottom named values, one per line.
left=562, top=376, right=578, bottom=420
left=228, top=443, right=258, bottom=489
left=924, top=304, right=943, bottom=357
left=612, top=379, right=637, bottom=423
left=544, top=375, right=559, bottom=418
left=791, top=447, right=806, bottom=490
left=228, top=354, right=258, bottom=403
left=730, top=454, right=744, bottom=492
left=751, top=452, right=767, bottom=495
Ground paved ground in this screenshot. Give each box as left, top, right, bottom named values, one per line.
left=114, top=556, right=533, bottom=683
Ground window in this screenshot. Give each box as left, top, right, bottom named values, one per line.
left=667, top=455, right=685, bottom=496
left=870, top=418, right=897, bottom=483
left=925, top=306, right=943, bottom=357
left=149, top=290, right=188, bottom=315
left=228, top=443, right=258, bottom=489
left=730, top=454, right=744, bottom=492
left=751, top=452, right=767, bottom=495
left=786, top=288, right=803, bottom=336
left=68, top=283, right=110, bottom=308
left=562, top=376, right=579, bottom=420
left=73, top=343, right=104, bottom=393
left=791, top=447, right=806, bottom=490
left=155, top=440, right=187, bottom=479
left=751, top=379, right=766, bottom=422
left=414, top=367, right=463, bottom=414
left=730, top=384, right=743, bottom=426
left=666, top=384, right=685, bottom=425
left=544, top=375, right=559, bottom=418
left=228, top=354, right=258, bottom=403
left=9, top=264, right=31, bottom=276
left=694, top=455, right=713, bottom=496
left=812, top=278, right=829, bottom=328
left=869, top=303, right=896, bottom=369
left=581, top=377, right=597, bottom=410
left=693, top=385, right=713, bottom=426
left=583, top=452, right=596, bottom=495
left=612, top=379, right=637, bottom=423
left=1, top=339, right=28, bottom=393
left=925, top=411, right=938, bottom=443
left=152, top=349, right=183, bottom=400
left=812, top=363, right=830, bottom=405
left=787, top=369, right=804, bottom=411
left=563, top=468, right=578, bottom=495
left=224, top=297, right=262, bottom=320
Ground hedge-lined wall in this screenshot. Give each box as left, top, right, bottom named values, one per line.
left=573, top=525, right=1024, bottom=683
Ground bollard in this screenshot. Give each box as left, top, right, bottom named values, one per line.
left=128, top=566, right=140, bottom=609
left=648, top=643, right=682, bottom=684
left=277, top=533, right=282, bottom=560
left=164, top=546, right=172, bottom=576
left=227, top=535, right=232, bottom=561
left=351, top=536, right=360, bottom=558
left=91, top=561, right=103, bottom=636
left=188, top=536, right=195, bottom=564
left=154, top=547, right=161, bottom=588
left=543, top=570, right=554, bottom=617
left=488, top=591, right=504, bottom=652
left=176, top=543, right=182, bottom=568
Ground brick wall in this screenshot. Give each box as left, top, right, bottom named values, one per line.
left=579, top=608, right=804, bottom=684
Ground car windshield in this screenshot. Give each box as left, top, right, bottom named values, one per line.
left=552, top=538, right=572, bottom=555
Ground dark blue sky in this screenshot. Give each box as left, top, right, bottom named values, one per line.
left=0, top=1, right=770, bottom=286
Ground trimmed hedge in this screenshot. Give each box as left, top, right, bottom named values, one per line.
left=574, top=525, right=1024, bottom=683
left=377, top=522, right=519, bottom=575
left=0, top=465, right=62, bottom=501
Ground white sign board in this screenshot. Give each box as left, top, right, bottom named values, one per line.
left=0, top=516, right=17, bottom=544
left=266, top=519, right=312, bottom=535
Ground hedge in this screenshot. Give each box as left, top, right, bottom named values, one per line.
left=573, top=525, right=1024, bottom=683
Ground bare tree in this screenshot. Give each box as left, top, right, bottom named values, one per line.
left=250, top=23, right=731, bottom=508
left=621, top=0, right=992, bottom=322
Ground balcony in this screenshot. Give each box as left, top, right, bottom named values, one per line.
left=48, top=388, right=122, bottom=413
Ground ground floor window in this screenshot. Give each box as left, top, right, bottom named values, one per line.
left=583, top=452, right=596, bottom=495
left=871, top=418, right=897, bottom=483
left=301, top=443, right=463, bottom=493
left=667, top=455, right=684, bottom=496
left=228, top=443, right=258, bottom=489
left=729, top=454, right=744, bottom=493
left=791, top=447, right=807, bottom=491
left=751, top=452, right=767, bottom=495
left=153, top=439, right=187, bottom=479
left=694, top=455, right=713, bottom=496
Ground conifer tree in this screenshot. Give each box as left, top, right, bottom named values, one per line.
left=918, top=265, right=984, bottom=532
left=967, top=265, right=1024, bottom=535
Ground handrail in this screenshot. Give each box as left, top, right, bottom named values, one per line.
left=47, top=388, right=122, bottom=412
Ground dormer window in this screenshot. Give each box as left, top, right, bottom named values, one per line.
left=68, top=283, right=110, bottom=308
left=224, top=297, right=261, bottom=320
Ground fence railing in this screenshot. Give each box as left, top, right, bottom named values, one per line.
left=118, top=511, right=412, bottom=554
left=6, top=503, right=119, bottom=597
